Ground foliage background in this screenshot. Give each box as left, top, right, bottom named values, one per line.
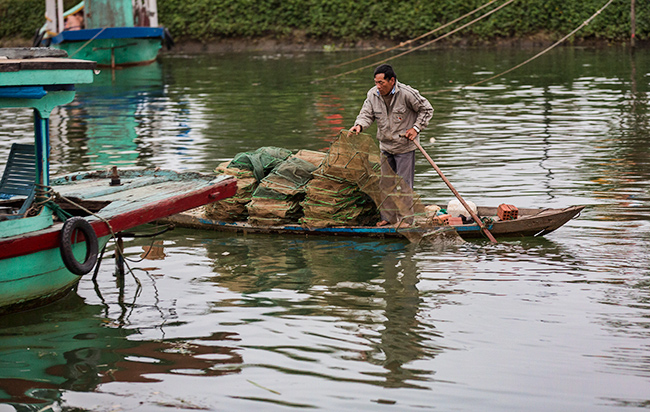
left=1, top=0, right=647, bottom=44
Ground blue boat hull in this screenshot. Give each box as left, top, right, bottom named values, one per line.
left=162, top=205, right=586, bottom=240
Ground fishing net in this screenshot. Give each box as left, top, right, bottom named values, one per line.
left=301, top=130, right=431, bottom=241
left=247, top=155, right=320, bottom=226
left=228, top=146, right=292, bottom=181
left=299, top=174, right=378, bottom=228
left=204, top=132, right=460, bottom=243
left=294, top=149, right=327, bottom=168
left=203, top=162, right=257, bottom=221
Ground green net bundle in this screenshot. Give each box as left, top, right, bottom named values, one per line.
left=203, top=162, right=258, bottom=221
left=300, top=174, right=378, bottom=228
left=246, top=155, right=319, bottom=226
left=228, top=146, right=292, bottom=181
left=299, top=130, right=425, bottom=229
left=204, top=147, right=292, bottom=222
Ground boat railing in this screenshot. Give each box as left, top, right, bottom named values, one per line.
left=0, top=143, right=37, bottom=220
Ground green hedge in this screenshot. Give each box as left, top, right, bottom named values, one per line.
left=0, top=0, right=86, bottom=40
left=1, top=0, right=647, bottom=43
left=0, top=0, right=43, bottom=40
left=158, top=0, right=647, bottom=42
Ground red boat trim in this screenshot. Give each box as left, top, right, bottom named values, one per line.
left=0, top=178, right=236, bottom=260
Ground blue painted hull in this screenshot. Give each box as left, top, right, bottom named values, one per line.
left=163, top=205, right=586, bottom=240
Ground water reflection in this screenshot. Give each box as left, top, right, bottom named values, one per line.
left=371, top=250, right=436, bottom=389
left=48, top=63, right=181, bottom=174
left=196, top=234, right=444, bottom=389
left=2, top=47, right=650, bottom=410
left=0, top=293, right=242, bottom=407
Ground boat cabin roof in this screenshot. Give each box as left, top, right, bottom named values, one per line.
left=0, top=47, right=96, bottom=212
left=0, top=48, right=96, bottom=89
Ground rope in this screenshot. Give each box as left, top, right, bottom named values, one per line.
left=315, top=0, right=517, bottom=82
left=53, top=190, right=118, bottom=239
left=25, top=184, right=70, bottom=220
left=68, top=27, right=107, bottom=59
left=53, top=190, right=145, bottom=287
left=328, top=0, right=498, bottom=70
left=426, top=0, right=617, bottom=95
left=27, top=184, right=119, bottom=242
left=25, top=184, right=160, bottom=290
left=460, top=0, right=617, bottom=90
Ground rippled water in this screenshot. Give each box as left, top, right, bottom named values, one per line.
left=1, top=47, right=649, bottom=411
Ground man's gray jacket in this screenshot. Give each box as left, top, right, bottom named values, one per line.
left=354, top=80, right=434, bottom=154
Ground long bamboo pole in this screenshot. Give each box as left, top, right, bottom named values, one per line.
left=413, top=140, right=497, bottom=243
left=631, top=0, right=636, bottom=49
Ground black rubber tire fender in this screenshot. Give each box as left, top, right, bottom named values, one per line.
left=59, top=217, right=99, bottom=276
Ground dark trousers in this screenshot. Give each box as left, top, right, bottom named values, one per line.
left=379, top=150, right=415, bottom=223
left=381, top=150, right=415, bottom=188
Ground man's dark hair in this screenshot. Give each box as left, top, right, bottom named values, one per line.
left=374, top=64, right=396, bottom=81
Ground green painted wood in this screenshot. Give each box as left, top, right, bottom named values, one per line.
left=0, top=235, right=110, bottom=309
left=0, top=62, right=94, bottom=117
left=0, top=211, right=53, bottom=239
left=53, top=38, right=161, bottom=67
left=85, top=0, right=134, bottom=29
left=0, top=68, right=94, bottom=87
left=0, top=52, right=103, bottom=314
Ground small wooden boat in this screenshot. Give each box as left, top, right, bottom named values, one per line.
left=0, top=48, right=236, bottom=315
left=35, top=0, right=172, bottom=68
left=162, top=204, right=585, bottom=240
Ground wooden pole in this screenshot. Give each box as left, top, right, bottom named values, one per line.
left=631, top=0, right=636, bottom=49
left=115, top=235, right=125, bottom=276
left=413, top=140, right=498, bottom=243
left=57, top=0, right=64, bottom=34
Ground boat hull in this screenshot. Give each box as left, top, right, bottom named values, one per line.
left=0, top=169, right=237, bottom=315
left=0, top=235, right=110, bottom=315
left=48, top=27, right=164, bottom=67
left=161, top=205, right=586, bottom=240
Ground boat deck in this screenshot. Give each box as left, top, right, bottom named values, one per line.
left=161, top=205, right=586, bottom=240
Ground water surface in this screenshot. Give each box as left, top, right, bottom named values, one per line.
left=0, top=46, right=649, bottom=411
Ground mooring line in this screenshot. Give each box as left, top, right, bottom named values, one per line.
left=68, top=27, right=107, bottom=59
left=315, top=0, right=517, bottom=82
left=328, top=0, right=499, bottom=70
left=427, top=0, right=618, bottom=95
left=460, top=0, right=617, bottom=90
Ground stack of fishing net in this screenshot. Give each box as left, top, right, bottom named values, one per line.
left=202, top=133, right=433, bottom=242
left=300, top=173, right=378, bottom=228
left=203, top=162, right=257, bottom=221
left=247, top=149, right=326, bottom=226
left=204, top=147, right=292, bottom=221
left=300, top=130, right=425, bottom=231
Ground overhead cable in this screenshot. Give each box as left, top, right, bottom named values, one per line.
left=315, top=0, right=517, bottom=83
left=328, top=0, right=498, bottom=70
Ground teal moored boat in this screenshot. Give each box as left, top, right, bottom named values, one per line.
left=35, top=0, right=172, bottom=68
left=0, top=48, right=236, bottom=315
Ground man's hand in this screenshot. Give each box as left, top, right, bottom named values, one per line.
left=404, top=127, right=419, bottom=140
left=349, top=125, right=362, bottom=134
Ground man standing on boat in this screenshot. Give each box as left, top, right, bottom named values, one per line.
left=349, top=63, right=434, bottom=226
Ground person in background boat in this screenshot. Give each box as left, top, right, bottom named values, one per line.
left=349, top=63, right=434, bottom=226
left=64, top=11, right=84, bottom=31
